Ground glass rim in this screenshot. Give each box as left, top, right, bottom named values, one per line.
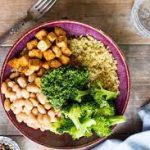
left=131, top=0, right=150, bottom=37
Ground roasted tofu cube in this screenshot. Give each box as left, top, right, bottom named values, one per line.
left=37, top=68, right=45, bottom=77
left=19, top=55, right=29, bottom=67
left=43, top=50, right=55, bottom=61
left=8, top=56, right=29, bottom=69
left=50, top=60, right=62, bottom=68
left=28, top=49, right=43, bottom=59
left=29, top=59, right=41, bottom=71
left=35, top=29, right=48, bottom=40
left=61, top=48, right=72, bottom=56
left=52, top=46, right=62, bottom=58
left=8, top=58, right=20, bottom=69
left=47, top=32, right=57, bottom=42
left=37, top=39, right=52, bottom=51
left=27, top=39, right=38, bottom=50
left=54, top=27, right=66, bottom=36
left=42, top=61, right=51, bottom=69
left=59, top=55, right=70, bottom=65
left=56, top=36, right=68, bottom=49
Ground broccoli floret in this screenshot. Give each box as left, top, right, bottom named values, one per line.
left=67, top=118, right=96, bottom=140
left=93, top=116, right=125, bottom=137
left=80, top=101, right=97, bottom=118
left=96, top=103, right=115, bottom=116
left=108, top=116, right=126, bottom=126
left=41, top=66, right=89, bottom=109
left=62, top=104, right=82, bottom=129
left=90, top=82, right=118, bottom=107
left=71, top=89, right=89, bottom=102
left=57, top=118, right=74, bottom=134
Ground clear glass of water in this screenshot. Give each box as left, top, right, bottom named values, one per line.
left=131, top=0, right=150, bottom=37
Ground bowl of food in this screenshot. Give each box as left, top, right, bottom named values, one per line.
left=0, top=20, right=130, bottom=149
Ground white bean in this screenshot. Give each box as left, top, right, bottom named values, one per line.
left=1, top=82, right=7, bottom=94
left=9, top=72, right=19, bottom=79
left=37, top=104, right=46, bottom=114
left=29, top=98, right=39, bottom=107
left=27, top=113, right=37, bottom=124
left=13, top=99, right=25, bottom=108
left=16, top=88, right=22, bottom=99
left=4, top=99, right=11, bottom=111
left=12, top=84, right=20, bottom=92
left=29, top=93, right=36, bottom=98
left=21, top=89, right=30, bottom=99
left=32, top=108, right=39, bottom=115
left=28, top=74, right=36, bottom=83
left=25, top=100, right=33, bottom=110
left=16, top=112, right=27, bottom=122
left=37, top=114, right=43, bottom=125
left=7, top=81, right=15, bottom=88
left=13, top=107, right=22, bottom=114
left=17, top=77, right=27, bottom=88
left=43, top=114, right=50, bottom=125
left=48, top=110, right=56, bottom=122
left=44, top=103, right=52, bottom=110
left=10, top=104, right=15, bottom=111
left=23, top=107, right=31, bottom=115
left=37, top=93, right=47, bottom=105
left=26, top=84, right=40, bottom=93
left=6, top=92, right=17, bottom=101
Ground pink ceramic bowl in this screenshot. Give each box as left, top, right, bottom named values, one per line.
left=0, top=20, right=130, bottom=149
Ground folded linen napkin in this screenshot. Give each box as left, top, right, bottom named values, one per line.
left=93, top=103, right=150, bottom=150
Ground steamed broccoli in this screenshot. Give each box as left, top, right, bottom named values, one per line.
left=41, top=66, right=89, bottom=109
left=71, top=89, right=89, bottom=102
left=68, top=118, right=96, bottom=140
left=91, top=81, right=118, bottom=107
left=62, top=104, right=82, bottom=129
left=96, top=103, right=115, bottom=116
left=93, top=116, right=125, bottom=137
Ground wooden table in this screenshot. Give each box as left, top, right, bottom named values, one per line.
left=0, top=0, right=150, bottom=149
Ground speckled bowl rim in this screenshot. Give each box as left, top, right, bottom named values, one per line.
left=0, top=20, right=130, bottom=150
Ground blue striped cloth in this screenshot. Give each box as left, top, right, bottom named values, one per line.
left=93, top=103, right=150, bottom=150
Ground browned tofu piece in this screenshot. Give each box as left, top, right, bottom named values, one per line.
left=54, top=27, right=66, bottom=36
left=52, top=46, right=62, bottom=58
left=42, top=61, right=51, bottom=69
left=37, top=38, right=52, bottom=51
left=43, top=50, right=55, bottom=61
left=8, top=55, right=29, bottom=69
left=56, top=36, right=68, bottom=49
left=28, top=49, right=43, bottom=59
left=50, top=60, right=62, bottom=68
left=61, top=48, right=72, bottom=56
left=19, top=55, right=29, bottom=67
left=29, top=59, right=42, bottom=71
left=8, top=58, right=20, bottom=69
left=37, top=68, right=46, bottom=77
left=27, top=39, right=38, bottom=50
left=47, top=32, right=57, bottom=42
left=59, top=55, right=70, bottom=65
left=35, top=29, right=48, bottom=40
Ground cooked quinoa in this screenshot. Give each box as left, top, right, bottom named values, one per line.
left=69, top=36, right=120, bottom=92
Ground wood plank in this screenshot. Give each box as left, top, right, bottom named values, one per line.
left=0, top=0, right=150, bottom=46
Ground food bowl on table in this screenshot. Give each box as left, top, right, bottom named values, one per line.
left=0, top=20, right=130, bottom=149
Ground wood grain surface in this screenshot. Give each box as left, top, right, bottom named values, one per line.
left=0, top=0, right=150, bottom=46
left=0, top=0, right=150, bottom=149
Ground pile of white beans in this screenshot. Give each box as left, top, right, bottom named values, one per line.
left=1, top=71, right=61, bottom=131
